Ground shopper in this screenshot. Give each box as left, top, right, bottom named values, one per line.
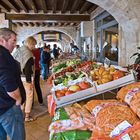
left=0, top=28, right=25, bottom=140
left=52, top=44, right=59, bottom=59
left=14, top=36, right=37, bottom=122
left=40, top=45, right=51, bottom=80
left=32, top=48, right=44, bottom=105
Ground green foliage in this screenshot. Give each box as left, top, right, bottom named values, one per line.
left=52, top=107, right=69, bottom=122
left=51, top=130, right=91, bottom=140
left=53, top=63, right=67, bottom=73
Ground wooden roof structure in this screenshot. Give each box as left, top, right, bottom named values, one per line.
left=0, top=0, right=98, bottom=27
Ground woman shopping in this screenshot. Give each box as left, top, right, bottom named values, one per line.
left=13, top=36, right=37, bottom=122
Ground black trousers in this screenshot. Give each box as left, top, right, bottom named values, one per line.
left=34, top=70, right=43, bottom=104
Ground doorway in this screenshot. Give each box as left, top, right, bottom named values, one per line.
left=95, top=11, right=118, bottom=65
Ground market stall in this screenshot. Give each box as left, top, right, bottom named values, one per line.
left=47, top=59, right=140, bottom=140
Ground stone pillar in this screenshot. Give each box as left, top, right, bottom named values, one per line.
left=118, top=25, right=126, bottom=66
left=0, top=13, right=10, bottom=28
left=76, top=29, right=82, bottom=52
left=92, top=20, right=96, bottom=60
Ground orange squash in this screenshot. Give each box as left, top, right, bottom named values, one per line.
left=92, top=67, right=113, bottom=84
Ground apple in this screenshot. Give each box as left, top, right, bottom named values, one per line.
left=69, top=85, right=81, bottom=92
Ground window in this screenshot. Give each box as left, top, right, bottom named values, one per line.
left=95, top=11, right=118, bottom=65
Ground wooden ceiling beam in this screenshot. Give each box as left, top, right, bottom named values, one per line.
left=41, top=0, right=47, bottom=13
left=48, top=23, right=52, bottom=27
left=2, top=0, right=19, bottom=12
left=0, top=2, right=9, bottom=12
left=75, top=23, right=80, bottom=26
left=44, top=23, right=48, bottom=26
left=6, top=14, right=90, bottom=21
left=29, top=22, right=34, bottom=26
left=16, top=22, right=23, bottom=26
left=79, top=2, right=90, bottom=14
left=71, top=0, right=80, bottom=13
left=15, top=0, right=28, bottom=13
left=61, top=0, right=69, bottom=13
left=35, top=22, right=40, bottom=27
left=52, top=0, right=57, bottom=13
left=87, top=5, right=98, bottom=14
left=41, top=22, right=46, bottom=26
left=30, top=0, right=37, bottom=13
left=64, top=22, right=68, bottom=26
left=23, top=22, right=29, bottom=26
left=12, top=22, right=17, bottom=27
left=70, top=23, right=74, bottom=26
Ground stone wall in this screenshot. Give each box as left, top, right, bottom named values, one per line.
left=12, top=26, right=77, bottom=46
left=0, top=14, right=9, bottom=28
left=88, top=0, right=140, bottom=66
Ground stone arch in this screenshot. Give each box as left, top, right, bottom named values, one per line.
left=15, top=26, right=77, bottom=46
left=88, top=0, right=140, bottom=65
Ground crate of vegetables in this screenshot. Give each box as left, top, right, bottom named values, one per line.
left=90, top=65, right=136, bottom=92
left=52, top=77, right=97, bottom=107
left=53, top=71, right=87, bottom=87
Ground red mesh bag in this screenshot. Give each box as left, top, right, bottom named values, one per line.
left=117, top=82, right=140, bottom=118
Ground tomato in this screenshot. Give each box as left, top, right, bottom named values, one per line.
left=65, top=90, right=74, bottom=96
left=55, top=90, right=65, bottom=98
left=112, top=70, right=124, bottom=80
left=78, top=81, right=90, bottom=90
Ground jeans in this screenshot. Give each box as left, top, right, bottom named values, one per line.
left=0, top=105, right=25, bottom=140
left=40, top=63, right=48, bottom=80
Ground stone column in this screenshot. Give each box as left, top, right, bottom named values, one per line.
left=118, top=25, right=126, bottom=66
left=92, top=20, right=96, bottom=60
left=0, top=13, right=10, bottom=28
left=76, top=28, right=82, bottom=52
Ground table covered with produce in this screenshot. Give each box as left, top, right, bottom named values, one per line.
left=47, top=59, right=140, bottom=140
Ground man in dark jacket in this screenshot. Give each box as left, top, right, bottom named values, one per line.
left=52, top=44, right=59, bottom=59
left=0, top=28, right=25, bottom=140
left=40, top=45, right=51, bottom=80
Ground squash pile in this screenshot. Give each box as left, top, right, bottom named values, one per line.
left=92, top=66, right=113, bottom=84
left=90, top=66, right=125, bottom=85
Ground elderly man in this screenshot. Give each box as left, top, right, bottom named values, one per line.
left=0, top=28, right=25, bottom=140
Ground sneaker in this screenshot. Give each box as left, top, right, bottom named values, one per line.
left=25, top=116, right=35, bottom=122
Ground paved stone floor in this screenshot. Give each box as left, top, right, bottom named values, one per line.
left=25, top=113, right=51, bottom=140
left=25, top=80, right=52, bottom=140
